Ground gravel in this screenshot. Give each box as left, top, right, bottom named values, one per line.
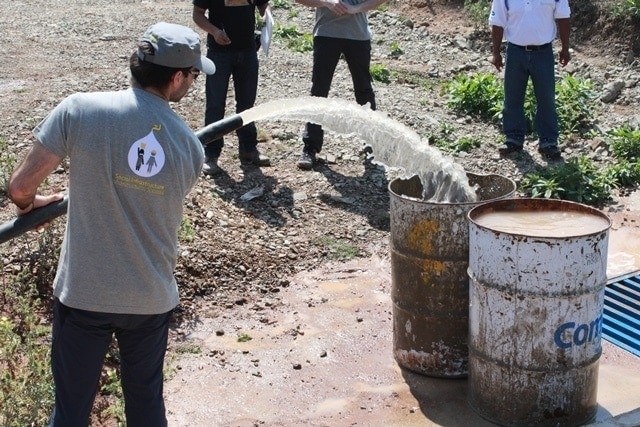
left=1, top=0, right=639, bottom=322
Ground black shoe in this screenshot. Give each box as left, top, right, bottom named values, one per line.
left=202, top=157, right=221, bottom=176
left=239, top=150, right=271, bottom=166
left=538, top=146, right=562, bottom=161
left=498, top=143, right=523, bottom=156
left=297, top=150, right=316, bottom=170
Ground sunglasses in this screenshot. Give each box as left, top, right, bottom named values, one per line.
left=189, top=69, right=200, bottom=79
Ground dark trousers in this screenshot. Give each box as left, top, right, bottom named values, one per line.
left=303, top=36, right=376, bottom=153
left=204, top=49, right=260, bottom=159
left=49, top=299, right=171, bottom=427
left=503, top=42, right=558, bottom=148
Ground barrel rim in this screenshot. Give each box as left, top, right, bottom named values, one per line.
left=388, top=173, right=516, bottom=205
left=467, top=198, right=612, bottom=239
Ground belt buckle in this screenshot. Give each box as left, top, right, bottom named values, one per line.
left=525, top=45, right=535, bottom=51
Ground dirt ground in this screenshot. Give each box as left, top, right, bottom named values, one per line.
left=1, top=0, right=640, bottom=425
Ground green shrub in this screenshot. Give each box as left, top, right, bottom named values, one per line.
left=444, top=73, right=597, bottom=136
left=613, top=0, right=640, bottom=18
left=389, top=41, right=404, bottom=57
left=464, top=0, right=492, bottom=29
left=429, top=123, right=481, bottom=153
left=274, top=24, right=313, bottom=52
left=607, top=125, right=640, bottom=161
left=443, top=72, right=503, bottom=121
left=555, top=75, right=597, bottom=135
left=370, top=64, right=391, bottom=83
left=604, top=160, right=640, bottom=187
left=520, top=156, right=615, bottom=205
left=0, top=283, right=54, bottom=426
left=271, top=0, right=291, bottom=9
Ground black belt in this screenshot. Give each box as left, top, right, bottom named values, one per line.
left=509, top=42, right=551, bottom=51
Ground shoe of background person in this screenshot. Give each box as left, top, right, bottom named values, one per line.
left=202, top=156, right=221, bottom=176
left=538, top=146, right=563, bottom=161
left=497, top=143, right=523, bottom=156
left=297, top=150, right=316, bottom=170
left=239, top=150, right=271, bottom=166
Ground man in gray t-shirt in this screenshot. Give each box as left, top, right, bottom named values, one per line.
left=8, top=22, right=215, bottom=426
left=295, top=0, right=387, bottom=170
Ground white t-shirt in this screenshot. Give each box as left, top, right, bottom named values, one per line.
left=489, top=0, right=571, bottom=46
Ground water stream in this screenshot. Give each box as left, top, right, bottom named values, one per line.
left=240, top=97, right=477, bottom=203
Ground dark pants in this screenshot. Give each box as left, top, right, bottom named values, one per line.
left=503, top=42, right=558, bottom=148
left=49, top=299, right=171, bottom=427
left=204, top=49, right=260, bottom=159
left=303, top=36, right=376, bottom=153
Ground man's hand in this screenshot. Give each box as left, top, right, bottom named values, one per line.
left=326, top=0, right=348, bottom=15
left=558, top=48, right=571, bottom=67
left=491, top=53, right=503, bottom=72
left=213, top=28, right=231, bottom=45
left=16, top=193, right=66, bottom=232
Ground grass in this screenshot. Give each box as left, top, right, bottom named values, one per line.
left=319, top=236, right=360, bottom=260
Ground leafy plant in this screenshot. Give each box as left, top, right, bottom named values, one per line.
left=237, top=333, right=253, bottom=342
left=271, top=0, right=291, bottom=9
left=429, top=123, right=480, bottom=153
left=555, top=75, right=597, bottom=135
left=99, top=368, right=125, bottom=424
left=520, top=156, right=615, bottom=205
left=613, top=0, right=640, bottom=18
left=444, top=73, right=597, bottom=137
left=604, top=160, right=640, bottom=187
left=389, top=41, right=404, bottom=57
left=464, top=0, right=492, bottom=29
left=607, top=125, right=640, bottom=161
left=370, top=64, right=392, bottom=83
left=601, top=125, right=640, bottom=187
left=0, top=283, right=54, bottom=426
left=443, top=72, right=503, bottom=121
left=274, top=24, right=313, bottom=52
left=179, top=217, right=195, bottom=243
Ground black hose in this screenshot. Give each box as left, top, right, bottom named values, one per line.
left=0, top=196, right=69, bottom=244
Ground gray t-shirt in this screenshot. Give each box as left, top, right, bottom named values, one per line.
left=34, top=87, right=204, bottom=315
left=314, top=0, right=371, bottom=41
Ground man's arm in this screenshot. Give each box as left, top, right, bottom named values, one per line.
left=490, top=25, right=504, bottom=71
left=345, top=0, right=387, bottom=14
left=192, top=5, right=231, bottom=46
left=556, top=17, right=571, bottom=67
left=295, top=0, right=347, bottom=15
left=8, top=141, right=64, bottom=213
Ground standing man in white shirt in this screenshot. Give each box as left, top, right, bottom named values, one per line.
left=489, top=0, right=571, bottom=161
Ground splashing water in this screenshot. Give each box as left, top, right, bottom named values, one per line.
left=241, top=97, right=477, bottom=203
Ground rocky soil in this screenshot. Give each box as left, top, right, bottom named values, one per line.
left=0, top=0, right=639, bottom=422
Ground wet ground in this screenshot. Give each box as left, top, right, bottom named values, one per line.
left=164, top=189, right=640, bottom=426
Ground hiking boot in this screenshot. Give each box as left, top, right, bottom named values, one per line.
left=297, top=150, right=316, bottom=170
left=239, top=150, right=271, bottom=166
left=498, top=143, right=523, bottom=156
left=202, top=157, right=221, bottom=176
left=538, top=146, right=563, bottom=161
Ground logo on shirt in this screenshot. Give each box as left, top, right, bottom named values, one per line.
left=128, top=129, right=166, bottom=178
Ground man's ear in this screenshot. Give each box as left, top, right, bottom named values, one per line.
left=171, top=70, right=185, bottom=86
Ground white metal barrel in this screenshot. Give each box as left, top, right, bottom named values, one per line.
left=467, top=198, right=611, bottom=426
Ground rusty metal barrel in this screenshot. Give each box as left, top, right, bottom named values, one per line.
left=389, top=173, right=515, bottom=377
left=467, top=198, right=611, bottom=426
